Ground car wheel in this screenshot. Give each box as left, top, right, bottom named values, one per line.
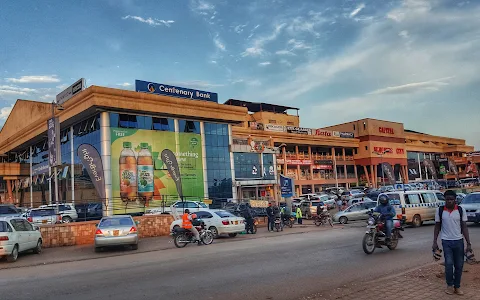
left=131, top=244, right=138, bottom=250
left=412, top=215, right=422, bottom=228
left=228, top=233, right=237, bottom=238
left=339, top=216, right=348, bottom=224
left=33, top=239, right=42, bottom=254
left=62, top=216, right=73, bottom=223
left=209, top=226, right=219, bottom=238
left=7, top=245, right=19, bottom=262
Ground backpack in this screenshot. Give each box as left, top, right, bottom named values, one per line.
left=438, top=205, right=464, bottom=234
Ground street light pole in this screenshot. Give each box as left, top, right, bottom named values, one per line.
left=51, top=103, right=59, bottom=214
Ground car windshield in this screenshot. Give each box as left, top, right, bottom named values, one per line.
left=99, top=217, right=134, bottom=227
left=214, top=211, right=235, bottom=218
left=199, top=203, right=208, bottom=208
left=461, top=194, right=480, bottom=204
left=0, top=205, right=19, bottom=214
left=30, top=209, right=55, bottom=217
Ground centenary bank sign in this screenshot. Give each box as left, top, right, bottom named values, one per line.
left=135, top=80, right=218, bottom=103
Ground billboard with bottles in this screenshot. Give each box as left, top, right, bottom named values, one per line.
left=110, top=128, right=204, bottom=214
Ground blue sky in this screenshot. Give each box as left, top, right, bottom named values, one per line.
left=1, top=0, right=479, bottom=149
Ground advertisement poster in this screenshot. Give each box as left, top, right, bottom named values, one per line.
left=110, top=128, right=204, bottom=214
left=280, top=174, right=294, bottom=197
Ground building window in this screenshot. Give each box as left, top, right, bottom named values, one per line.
left=353, top=124, right=356, bottom=130
left=365, top=146, right=368, bottom=151
left=363, top=122, right=366, bottom=130
left=269, top=119, right=277, bottom=124
left=178, top=120, right=200, bottom=134
left=118, top=114, right=137, bottom=128
left=354, top=148, right=358, bottom=155
left=152, top=117, right=174, bottom=131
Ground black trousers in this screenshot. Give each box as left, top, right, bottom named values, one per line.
left=245, top=218, right=254, bottom=233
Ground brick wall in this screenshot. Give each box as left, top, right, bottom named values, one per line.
left=39, top=214, right=174, bottom=248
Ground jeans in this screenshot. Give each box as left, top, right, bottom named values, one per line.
left=442, top=239, right=465, bottom=288
left=268, top=217, right=274, bottom=231
left=385, top=219, right=393, bottom=238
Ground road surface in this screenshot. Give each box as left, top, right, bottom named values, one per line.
left=1, top=223, right=479, bottom=300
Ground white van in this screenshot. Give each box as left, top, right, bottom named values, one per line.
left=378, top=190, right=445, bottom=228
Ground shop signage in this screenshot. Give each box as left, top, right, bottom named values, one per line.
left=438, top=158, right=449, bottom=175
left=56, top=78, right=86, bottom=105
left=264, top=124, right=285, bottom=132
left=280, top=175, right=294, bottom=198
left=373, top=147, right=393, bottom=154
left=232, top=138, right=249, bottom=145
left=47, top=117, right=61, bottom=167
left=161, top=149, right=184, bottom=201
left=339, top=132, right=355, bottom=138
left=277, top=159, right=312, bottom=165
left=250, top=200, right=270, bottom=208
left=466, top=151, right=480, bottom=157
left=314, top=160, right=333, bottom=165
left=135, top=80, right=218, bottom=103
left=313, top=165, right=332, bottom=170
left=315, top=129, right=332, bottom=136
left=423, top=159, right=438, bottom=180
left=286, top=126, right=312, bottom=135
left=77, top=144, right=106, bottom=200
left=379, top=127, right=395, bottom=134
left=396, top=148, right=405, bottom=154
left=32, top=162, right=49, bottom=176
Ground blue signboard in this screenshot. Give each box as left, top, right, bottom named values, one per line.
left=280, top=175, right=294, bottom=198
left=135, top=80, right=218, bottom=103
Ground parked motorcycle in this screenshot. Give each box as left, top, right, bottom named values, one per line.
left=283, top=216, right=294, bottom=228
left=274, top=217, right=283, bottom=232
left=362, top=211, right=404, bottom=254
left=314, top=212, right=333, bottom=227
left=245, top=217, right=259, bottom=234
left=172, top=220, right=214, bottom=248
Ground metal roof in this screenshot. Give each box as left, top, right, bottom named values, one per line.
left=224, top=99, right=299, bottom=113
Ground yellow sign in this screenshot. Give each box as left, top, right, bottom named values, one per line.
left=250, top=200, right=269, bottom=208
left=203, top=199, right=213, bottom=204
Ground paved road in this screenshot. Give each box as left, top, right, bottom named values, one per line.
left=1, top=223, right=479, bottom=300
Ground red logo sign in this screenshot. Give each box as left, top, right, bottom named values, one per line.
left=315, top=129, right=332, bottom=136
left=379, top=127, right=395, bottom=134
left=396, top=148, right=405, bottom=154
left=374, top=147, right=393, bottom=153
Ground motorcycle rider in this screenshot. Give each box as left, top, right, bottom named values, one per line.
left=182, top=209, right=201, bottom=245
left=316, top=201, right=327, bottom=216
left=374, top=195, right=396, bottom=245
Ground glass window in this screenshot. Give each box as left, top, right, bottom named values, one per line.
left=436, top=193, right=446, bottom=201
left=30, top=209, right=56, bottom=217
left=405, top=194, right=421, bottom=204
left=118, top=114, right=137, bottom=128
left=110, top=113, right=119, bottom=127
left=0, top=221, right=13, bottom=232
left=422, top=193, right=436, bottom=203
left=152, top=117, right=174, bottom=131
left=195, top=211, right=213, bottom=219
left=10, top=219, right=27, bottom=231
left=186, top=202, right=198, bottom=208
left=178, top=120, right=200, bottom=134
left=215, top=211, right=235, bottom=218
left=462, top=194, right=480, bottom=204
left=99, top=217, right=133, bottom=227
left=21, top=220, right=34, bottom=231
left=0, top=205, right=19, bottom=214
left=349, top=204, right=362, bottom=212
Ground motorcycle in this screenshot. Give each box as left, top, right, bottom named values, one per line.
left=314, top=212, right=333, bottom=227
left=245, top=217, right=259, bottom=234
left=274, top=217, right=283, bottom=232
left=283, top=216, right=294, bottom=228
left=172, top=219, right=214, bottom=248
left=362, top=210, right=404, bottom=255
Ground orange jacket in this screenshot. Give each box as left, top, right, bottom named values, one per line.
left=182, top=213, right=197, bottom=229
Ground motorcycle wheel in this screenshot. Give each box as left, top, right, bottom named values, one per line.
left=387, top=232, right=399, bottom=250
left=362, top=233, right=376, bottom=254
left=251, top=225, right=257, bottom=234
left=202, top=231, right=214, bottom=245
left=275, top=224, right=280, bottom=232
left=314, top=218, right=321, bottom=226
left=328, top=217, right=334, bottom=227
left=288, top=220, right=293, bottom=228
left=174, top=234, right=188, bottom=248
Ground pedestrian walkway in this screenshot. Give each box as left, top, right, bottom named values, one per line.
left=308, top=263, right=480, bottom=300
left=0, top=222, right=341, bottom=270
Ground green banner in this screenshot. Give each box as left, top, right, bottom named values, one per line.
left=110, top=128, right=204, bottom=214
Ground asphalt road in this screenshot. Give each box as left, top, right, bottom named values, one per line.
left=1, top=223, right=479, bottom=300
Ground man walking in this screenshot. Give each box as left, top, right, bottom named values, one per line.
left=243, top=203, right=254, bottom=234
left=266, top=203, right=274, bottom=232
left=433, top=190, right=472, bottom=296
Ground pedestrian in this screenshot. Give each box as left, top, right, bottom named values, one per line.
left=433, top=190, right=472, bottom=296
left=296, top=206, right=303, bottom=225
left=336, top=198, right=343, bottom=211
left=243, top=203, right=254, bottom=234
left=266, top=203, right=274, bottom=232
left=273, top=204, right=283, bottom=231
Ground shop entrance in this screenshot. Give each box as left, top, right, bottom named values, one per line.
left=239, top=185, right=274, bottom=201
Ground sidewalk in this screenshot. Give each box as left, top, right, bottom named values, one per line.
left=308, top=262, right=480, bottom=300
left=0, top=223, right=340, bottom=270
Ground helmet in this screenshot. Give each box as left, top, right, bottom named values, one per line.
left=184, top=209, right=190, bottom=214
left=379, top=195, right=388, bottom=205
left=433, top=248, right=443, bottom=261
left=465, top=249, right=477, bottom=265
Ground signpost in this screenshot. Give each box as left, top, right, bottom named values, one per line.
left=56, top=78, right=85, bottom=105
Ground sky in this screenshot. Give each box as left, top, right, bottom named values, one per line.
left=0, top=0, right=479, bottom=149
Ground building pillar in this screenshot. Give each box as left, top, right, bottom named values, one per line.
left=332, top=147, right=338, bottom=188
left=283, top=145, right=287, bottom=176
left=344, top=165, right=347, bottom=181
left=297, top=164, right=301, bottom=180
left=6, top=180, right=13, bottom=203
left=354, top=165, right=359, bottom=186
left=99, top=112, right=113, bottom=216
left=295, top=145, right=299, bottom=159
left=370, top=165, right=375, bottom=188
left=70, top=126, right=75, bottom=205
left=363, top=165, right=370, bottom=186
left=29, top=146, right=33, bottom=208
left=342, top=148, right=346, bottom=161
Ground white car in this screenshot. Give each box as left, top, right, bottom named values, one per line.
left=0, top=217, right=43, bottom=262
left=146, top=201, right=209, bottom=216
left=39, top=203, right=78, bottom=223
left=170, top=209, right=245, bottom=238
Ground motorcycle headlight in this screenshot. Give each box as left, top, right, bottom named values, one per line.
left=368, top=218, right=375, bottom=225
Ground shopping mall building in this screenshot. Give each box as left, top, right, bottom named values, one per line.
left=0, top=81, right=478, bottom=213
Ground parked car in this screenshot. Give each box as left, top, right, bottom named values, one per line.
left=0, top=217, right=43, bottom=262
left=325, top=187, right=344, bottom=196
left=456, top=193, right=467, bottom=204
left=170, top=209, right=245, bottom=238
left=76, top=203, right=103, bottom=221
left=333, top=201, right=377, bottom=224
left=27, top=208, right=62, bottom=225
left=0, top=204, right=22, bottom=217
left=459, top=192, right=480, bottom=223
left=347, top=197, right=374, bottom=207
left=94, top=215, right=139, bottom=252
left=39, top=203, right=78, bottom=223
left=145, top=201, right=208, bottom=215
left=341, top=190, right=365, bottom=201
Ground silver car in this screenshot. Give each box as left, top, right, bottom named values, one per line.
left=333, top=201, right=377, bottom=224
left=460, top=193, right=480, bottom=223
left=94, top=215, right=139, bottom=252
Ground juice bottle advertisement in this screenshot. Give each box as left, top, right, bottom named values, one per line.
left=111, top=128, right=204, bottom=214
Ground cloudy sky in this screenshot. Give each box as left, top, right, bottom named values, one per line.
left=1, top=0, right=479, bottom=148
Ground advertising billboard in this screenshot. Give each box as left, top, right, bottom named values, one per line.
left=110, top=128, right=204, bottom=214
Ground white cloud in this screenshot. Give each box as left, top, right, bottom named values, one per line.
left=367, top=77, right=453, bottom=95
left=0, top=85, right=36, bottom=96
left=287, top=39, right=311, bottom=50
left=276, top=50, right=296, bottom=56
left=0, top=104, right=14, bottom=120
left=192, top=0, right=215, bottom=11
left=117, top=83, right=132, bottom=87
left=210, top=60, right=217, bottom=64
left=350, top=3, right=366, bottom=18
left=259, top=61, right=271, bottom=66
left=242, top=23, right=286, bottom=57
left=40, top=94, right=54, bottom=101
left=122, top=15, right=174, bottom=27
left=213, top=35, right=226, bottom=51
left=56, top=84, right=68, bottom=90
left=5, top=75, right=60, bottom=83
left=399, top=30, right=409, bottom=38
left=280, top=59, right=292, bottom=67
left=234, top=24, right=248, bottom=34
